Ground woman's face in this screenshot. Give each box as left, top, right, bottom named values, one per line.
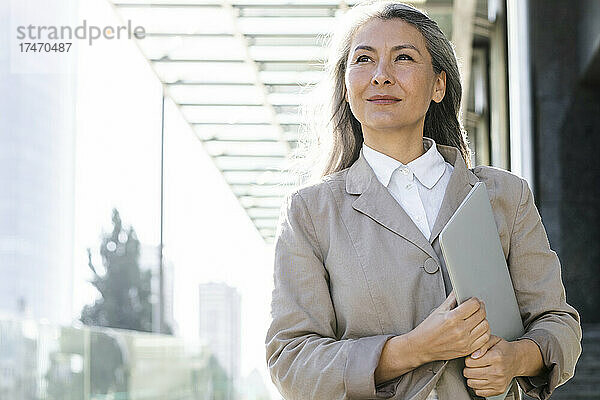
left=344, top=18, right=446, bottom=138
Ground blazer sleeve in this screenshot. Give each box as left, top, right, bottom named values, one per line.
left=506, top=178, right=582, bottom=400
left=265, top=191, right=399, bottom=400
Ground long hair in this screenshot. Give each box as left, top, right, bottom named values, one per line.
left=294, top=1, right=471, bottom=184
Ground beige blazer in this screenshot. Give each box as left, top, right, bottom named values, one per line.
left=265, top=143, right=582, bottom=400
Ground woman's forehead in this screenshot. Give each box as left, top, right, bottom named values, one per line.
left=350, top=18, right=426, bottom=51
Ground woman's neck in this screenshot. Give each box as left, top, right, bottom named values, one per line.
left=363, top=131, right=425, bottom=165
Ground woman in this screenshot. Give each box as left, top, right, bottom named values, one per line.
left=265, top=2, right=581, bottom=400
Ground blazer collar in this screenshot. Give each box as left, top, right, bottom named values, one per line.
left=346, top=142, right=479, bottom=259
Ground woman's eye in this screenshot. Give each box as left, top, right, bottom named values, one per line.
left=354, top=54, right=413, bottom=63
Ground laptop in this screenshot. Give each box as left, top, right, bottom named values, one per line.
left=439, top=181, right=524, bottom=400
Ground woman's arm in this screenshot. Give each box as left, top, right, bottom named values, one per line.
left=266, top=191, right=399, bottom=399
left=465, top=177, right=582, bottom=400
left=513, top=338, right=547, bottom=377
left=375, top=333, right=424, bottom=384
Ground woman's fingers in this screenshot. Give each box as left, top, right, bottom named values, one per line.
left=470, top=317, right=490, bottom=337
left=470, top=334, right=502, bottom=359
left=464, top=302, right=487, bottom=331
left=463, top=365, right=492, bottom=380
left=466, top=378, right=489, bottom=389
left=469, top=329, right=491, bottom=355
left=438, top=290, right=457, bottom=311
left=451, top=297, right=481, bottom=319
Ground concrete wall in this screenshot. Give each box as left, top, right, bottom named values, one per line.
left=530, top=0, right=600, bottom=323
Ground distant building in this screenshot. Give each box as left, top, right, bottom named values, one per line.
left=198, top=282, right=241, bottom=399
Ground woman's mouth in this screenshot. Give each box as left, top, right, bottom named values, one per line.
left=367, top=95, right=401, bottom=104
left=367, top=99, right=400, bottom=104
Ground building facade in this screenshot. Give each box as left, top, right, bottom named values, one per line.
left=198, top=282, right=241, bottom=399
left=0, top=0, right=76, bottom=324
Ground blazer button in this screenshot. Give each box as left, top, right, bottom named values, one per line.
left=423, top=258, right=439, bottom=274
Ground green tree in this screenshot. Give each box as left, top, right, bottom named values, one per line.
left=80, top=208, right=154, bottom=332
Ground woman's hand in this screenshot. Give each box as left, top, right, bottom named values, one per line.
left=410, top=290, right=491, bottom=364
left=464, top=335, right=547, bottom=397
left=463, top=335, right=518, bottom=397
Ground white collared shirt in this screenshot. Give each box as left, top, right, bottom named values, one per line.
left=362, top=137, right=454, bottom=241
left=363, top=137, right=452, bottom=399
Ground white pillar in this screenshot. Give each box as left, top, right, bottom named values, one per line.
left=506, top=0, right=535, bottom=191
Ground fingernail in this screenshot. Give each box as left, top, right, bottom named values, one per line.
left=472, top=350, right=482, bottom=358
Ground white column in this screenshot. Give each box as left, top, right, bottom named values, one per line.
left=506, top=0, right=535, bottom=192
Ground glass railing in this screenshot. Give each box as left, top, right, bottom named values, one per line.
left=0, top=318, right=240, bottom=400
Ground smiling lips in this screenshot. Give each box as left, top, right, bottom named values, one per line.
left=367, top=95, right=401, bottom=104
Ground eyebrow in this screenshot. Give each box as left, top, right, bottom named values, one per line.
left=353, top=44, right=421, bottom=56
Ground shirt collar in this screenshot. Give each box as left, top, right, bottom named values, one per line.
left=361, top=141, right=401, bottom=187
left=361, top=137, right=447, bottom=189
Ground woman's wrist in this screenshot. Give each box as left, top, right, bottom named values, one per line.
left=511, top=338, right=546, bottom=378
left=403, top=329, right=432, bottom=366
left=375, top=331, right=430, bottom=385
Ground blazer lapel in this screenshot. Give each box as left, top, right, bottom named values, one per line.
left=347, top=148, right=438, bottom=260
left=346, top=144, right=481, bottom=257
left=428, top=144, right=480, bottom=243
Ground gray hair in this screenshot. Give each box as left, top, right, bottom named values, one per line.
left=293, top=1, right=471, bottom=184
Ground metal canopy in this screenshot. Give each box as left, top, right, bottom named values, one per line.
left=110, top=0, right=451, bottom=244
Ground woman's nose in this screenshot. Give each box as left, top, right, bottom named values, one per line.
left=371, top=63, right=394, bottom=85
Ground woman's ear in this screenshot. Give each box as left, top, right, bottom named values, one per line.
left=432, top=70, right=446, bottom=103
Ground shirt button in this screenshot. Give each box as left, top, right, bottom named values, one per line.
left=401, top=168, right=409, bottom=175
left=405, top=183, right=413, bottom=189
left=415, top=215, right=422, bottom=221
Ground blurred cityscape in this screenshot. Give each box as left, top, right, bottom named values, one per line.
left=1, top=0, right=599, bottom=399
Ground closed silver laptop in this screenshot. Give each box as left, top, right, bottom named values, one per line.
left=439, top=182, right=524, bottom=400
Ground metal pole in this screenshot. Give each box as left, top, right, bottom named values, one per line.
left=159, top=91, right=166, bottom=334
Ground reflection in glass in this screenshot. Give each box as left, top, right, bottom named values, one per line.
left=80, top=209, right=160, bottom=334
left=0, top=318, right=243, bottom=400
